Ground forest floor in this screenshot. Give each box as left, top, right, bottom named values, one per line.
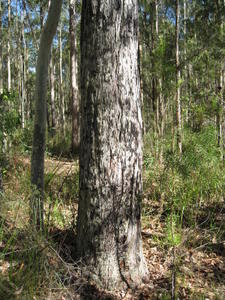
left=0, top=154, right=224, bottom=299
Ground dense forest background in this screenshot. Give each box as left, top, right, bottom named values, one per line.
left=0, top=0, right=224, bottom=299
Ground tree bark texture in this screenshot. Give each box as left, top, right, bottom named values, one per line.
left=70, top=0, right=80, bottom=154
left=77, top=0, right=149, bottom=290
left=30, top=0, right=62, bottom=230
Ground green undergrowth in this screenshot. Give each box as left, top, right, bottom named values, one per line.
left=143, top=125, right=224, bottom=230
left=0, top=125, right=224, bottom=299
left=0, top=152, right=80, bottom=299
left=143, top=125, right=225, bottom=299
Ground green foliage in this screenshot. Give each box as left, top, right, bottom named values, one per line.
left=144, top=126, right=224, bottom=228
left=165, top=213, right=182, bottom=246
left=46, top=128, right=73, bottom=158
left=0, top=220, right=73, bottom=299
left=0, top=91, right=20, bottom=149
left=0, top=153, right=79, bottom=299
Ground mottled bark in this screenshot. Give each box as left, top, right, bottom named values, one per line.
left=30, top=0, right=62, bottom=230
left=176, top=0, right=182, bottom=154
left=77, top=0, right=149, bottom=290
left=70, top=0, right=80, bottom=154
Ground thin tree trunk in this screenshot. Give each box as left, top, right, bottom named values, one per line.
left=151, top=1, right=158, bottom=151
left=176, top=0, right=182, bottom=154
left=25, top=45, right=30, bottom=120
left=7, top=0, right=11, bottom=91
left=218, top=69, right=225, bottom=161
left=21, top=8, right=26, bottom=129
left=40, top=1, right=44, bottom=29
left=70, top=0, right=79, bottom=154
left=0, top=167, right=3, bottom=194
left=59, top=24, right=66, bottom=136
left=30, top=0, right=63, bottom=230
left=0, top=0, right=3, bottom=93
left=77, top=0, right=149, bottom=290
left=155, top=0, right=164, bottom=162
left=184, top=0, right=188, bottom=123
left=221, top=69, right=225, bottom=162
left=139, top=43, right=145, bottom=135
left=50, top=54, right=56, bottom=133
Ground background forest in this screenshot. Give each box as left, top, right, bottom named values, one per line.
left=0, top=0, right=225, bottom=299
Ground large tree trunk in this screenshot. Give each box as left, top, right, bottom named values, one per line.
left=77, top=0, right=149, bottom=290
left=70, top=0, right=79, bottom=154
left=30, top=0, right=62, bottom=230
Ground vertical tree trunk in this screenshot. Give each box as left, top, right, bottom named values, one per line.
left=0, top=167, right=3, bottom=194
left=221, top=69, right=225, bottom=162
left=155, top=0, right=164, bottom=162
left=50, top=54, right=56, bottom=133
left=70, top=0, right=79, bottom=154
left=7, top=0, right=11, bottom=91
left=25, top=47, right=30, bottom=120
left=176, top=0, right=182, bottom=154
left=77, top=0, right=149, bottom=290
left=30, top=0, right=62, bottom=230
left=20, top=7, right=26, bottom=129
left=0, top=0, right=3, bottom=93
left=183, top=0, right=188, bottom=123
left=150, top=1, right=158, bottom=146
left=139, top=43, right=145, bottom=135
left=59, top=24, right=66, bottom=136
left=40, top=1, right=44, bottom=29
left=218, top=69, right=225, bottom=161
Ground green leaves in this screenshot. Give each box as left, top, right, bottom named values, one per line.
left=0, top=91, right=20, bottom=152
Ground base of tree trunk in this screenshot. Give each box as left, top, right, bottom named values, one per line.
left=76, top=224, right=149, bottom=290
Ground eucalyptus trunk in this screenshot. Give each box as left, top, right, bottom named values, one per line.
left=50, top=55, right=56, bottom=132
left=219, top=69, right=225, bottom=161
left=20, top=7, right=26, bottom=129
left=30, top=0, right=62, bottom=230
left=0, top=171, right=3, bottom=194
left=77, top=0, right=149, bottom=290
left=7, top=0, right=11, bottom=91
left=183, top=0, right=188, bottom=123
left=70, top=0, right=79, bottom=154
left=0, top=0, right=3, bottom=93
left=176, top=0, right=182, bottom=154
left=59, top=24, right=66, bottom=136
